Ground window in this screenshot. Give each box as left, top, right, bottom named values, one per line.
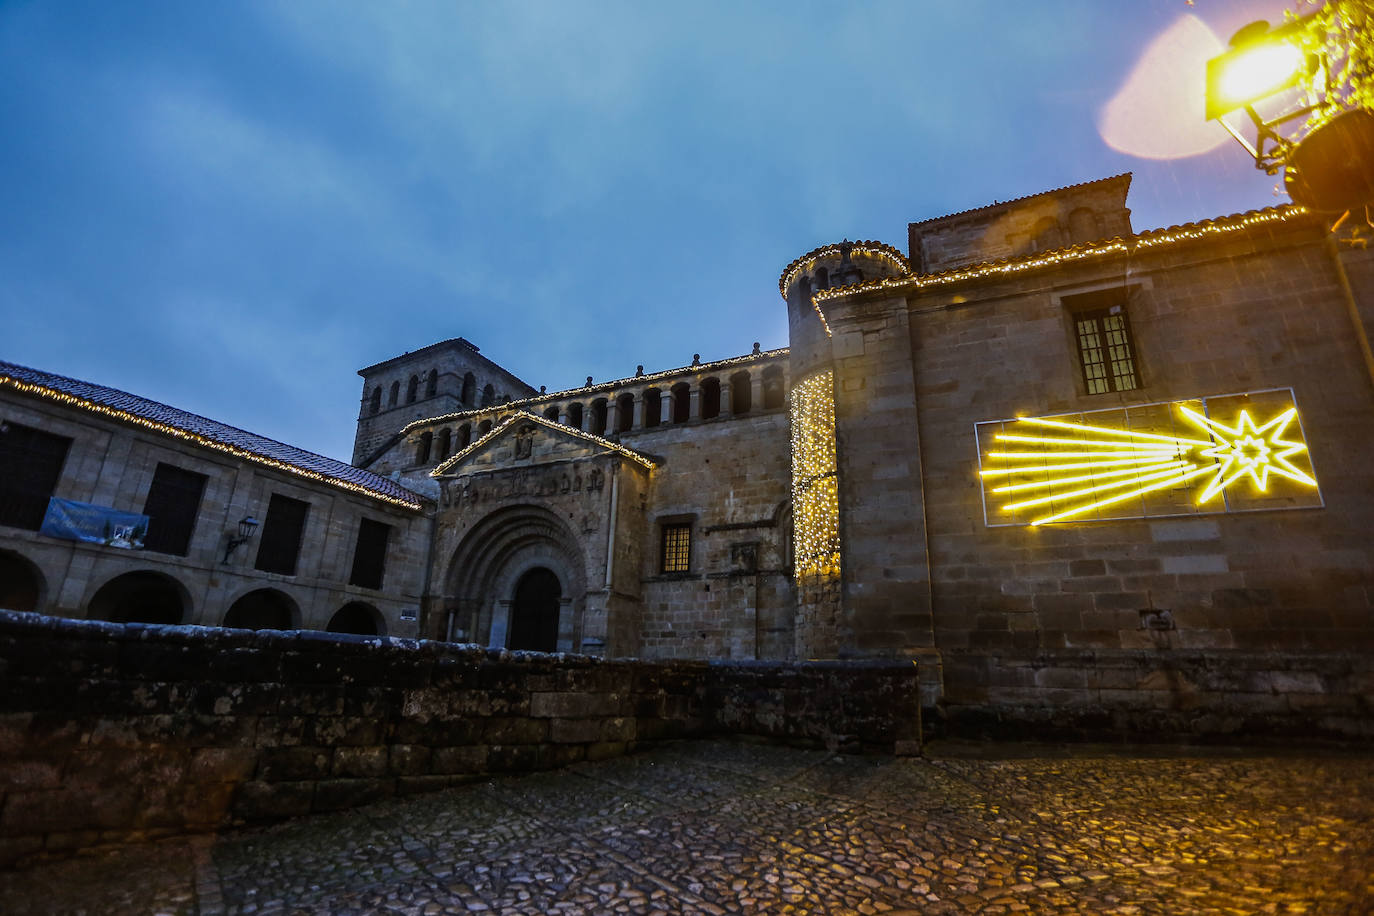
left=388, top=381, right=400, bottom=408
left=661, top=523, right=692, bottom=574
left=436, top=428, right=452, bottom=461
left=481, top=383, right=495, bottom=407
left=368, top=388, right=382, bottom=415
left=1069, top=292, right=1140, bottom=395
left=424, top=369, right=438, bottom=398
left=543, top=405, right=560, bottom=422
left=416, top=431, right=433, bottom=465
left=589, top=399, right=608, bottom=436
left=700, top=378, right=721, bottom=420
left=348, top=518, right=391, bottom=590
left=461, top=372, right=476, bottom=405
left=671, top=383, right=691, bottom=423
left=141, top=462, right=207, bottom=556
left=615, top=393, right=634, bottom=433
left=458, top=423, right=472, bottom=448
left=0, top=422, right=71, bottom=531
left=254, top=493, right=310, bottom=576
left=643, top=389, right=661, bottom=428
left=406, top=375, right=420, bottom=404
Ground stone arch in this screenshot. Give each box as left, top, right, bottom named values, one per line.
left=436, top=427, right=453, bottom=461
left=443, top=504, right=587, bottom=652
left=416, top=431, right=433, bottom=465
left=0, top=549, right=45, bottom=613
left=461, top=372, right=476, bottom=405
left=481, top=383, right=495, bottom=407
left=615, top=393, right=634, bottom=433
left=642, top=388, right=661, bottom=428
left=328, top=601, right=385, bottom=636
left=388, top=381, right=400, bottom=408
left=406, top=375, right=420, bottom=404
left=478, top=419, right=493, bottom=437
left=87, top=569, right=190, bottom=625
left=424, top=369, right=438, bottom=398
left=762, top=365, right=785, bottom=409
left=543, top=405, right=560, bottom=422
left=589, top=398, right=608, bottom=436
left=508, top=567, right=561, bottom=652
left=368, top=387, right=382, bottom=416
left=700, top=377, right=721, bottom=420
left=566, top=402, right=584, bottom=430
left=223, top=588, right=299, bottom=631
left=730, top=370, right=752, bottom=414
left=671, top=382, right=691, bottom=423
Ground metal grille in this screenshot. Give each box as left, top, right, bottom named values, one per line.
left=661, top=524, right=691, bottom=573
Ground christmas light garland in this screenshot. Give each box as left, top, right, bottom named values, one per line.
left=429, top=409, right=659, bottom=478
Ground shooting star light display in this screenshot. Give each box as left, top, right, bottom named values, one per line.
left=979, top=399, right=1318, bottom=526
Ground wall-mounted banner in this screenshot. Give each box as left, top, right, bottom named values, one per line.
left=976, top=388, right=1322, bottom=527
left=40, top=498, right=148, bottom=548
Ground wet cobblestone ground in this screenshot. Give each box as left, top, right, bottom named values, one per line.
left=2, top=739, right=1372, bottom=915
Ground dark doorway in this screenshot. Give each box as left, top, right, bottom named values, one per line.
left=0, top=552, right=42, bottom=612
left=88, top=570, right=184, bottom=624
left=508, top=567, right=560, bottom=652
left=224, top=589, right=295, bottom=630
left=328, top=602, right=383, bottom=636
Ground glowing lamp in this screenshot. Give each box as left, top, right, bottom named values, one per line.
left=222, top=515, right=260, bottom=564
left=1204, top=20, right=1309, bottom=121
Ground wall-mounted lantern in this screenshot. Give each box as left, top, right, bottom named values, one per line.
left=222, top=516, right=260, bottom=564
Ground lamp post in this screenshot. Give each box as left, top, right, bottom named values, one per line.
left=222, top=516, right=260, bottom=564
left=1205, top=7, right=1374, bottom=216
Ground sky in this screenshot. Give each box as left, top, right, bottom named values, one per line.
left=0, top=0, right=1295, bottom=463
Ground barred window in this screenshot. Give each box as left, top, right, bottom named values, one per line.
left=1074, top=306, right=1139, bottom=395
left=661, top=524, right=691, bottom=574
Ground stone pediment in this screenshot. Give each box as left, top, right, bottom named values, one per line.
left=430, top=410, right=657, bottom=479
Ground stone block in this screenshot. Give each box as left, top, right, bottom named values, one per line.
left=312, top=778, right=394, bottom=812
left=190, top=746, right=259, bottom=783
left=388, top=744, right=431, bottom=776
left=430, top=745, right=487, bottom=775
left=332, top=746, right=389, bottom=778
left=1162, top=555, right=1230, bottom=575
left=257, top=747, right=331, bottom=782
left=482, top=716, right=549, bottom=745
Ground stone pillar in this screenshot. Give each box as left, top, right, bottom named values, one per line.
left=558, top=405, right=569, bottom=426
left=632, top=393, right=645, bottom=429
left=489, top=600, right=513, bottom=649
left=660, top=393, right=673, bottom=425
left=720, top=380, right=732, bottom=418
left=606, top=398, right=621, bottom=436
left=689, top=386, right=701, bottom=421
left=751, top=373, right=765, bottom=412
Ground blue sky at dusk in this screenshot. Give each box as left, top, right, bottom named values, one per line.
left=1, top=0, right=1289, bottom=462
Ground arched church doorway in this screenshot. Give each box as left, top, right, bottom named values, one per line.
left=87, top=570, right=186, bottom=624
left=508, top=567, right=560, bottom=652
left=224, top=588, right=297, bottom=630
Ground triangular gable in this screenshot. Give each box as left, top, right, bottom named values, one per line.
left=430, top=410, right=657, bottom=478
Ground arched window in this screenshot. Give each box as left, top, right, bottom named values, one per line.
left=424, top=369, right=438, bottom=398
left=567, top=402, right=584, bottom=429
left=388, top=381, right=400, bottom=408
left=368, top=388, right=382, bottom=416
left=589, top=399, right=608, bottom=436
left=416, top=431, right=433, bottom=465
left=461, top=372, right=476, bottom=405
left=458, top=423, right=472, bottom=449
left=615, top=393, right=634, bottom=433
left=643, top=389, right=661, bottom=428
left=730, top=370, right=752, bottom=414
left=436, top=427, right=452, bottom=461
left=406, top=375, right=420, bottom=404
left=762, top=365, right=785, bottom=410
left=700, top=377, right=721, bottom=420
left=814, top=266, right=830, bottom=290
left=478, top=419, right=493, bottom=436
left=671, top=382, right=691, bottom=423
left=543, top=405, right=560, bottom=421
left=481, top=383, right=495, bottom=407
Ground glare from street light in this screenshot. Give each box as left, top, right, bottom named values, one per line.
left=1212, top=42, right=1306, bottom=116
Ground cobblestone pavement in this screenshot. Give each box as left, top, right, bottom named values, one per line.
left=3, top=739, right=1372, bottom=915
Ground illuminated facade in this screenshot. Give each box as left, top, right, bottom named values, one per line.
left=5, top=172, right=1372, bottom=738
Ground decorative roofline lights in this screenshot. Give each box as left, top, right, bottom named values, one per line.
left=790, top=371, right=841, bottom=581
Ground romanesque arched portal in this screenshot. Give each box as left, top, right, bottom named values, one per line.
left=443, top=504, right=586, bottom=652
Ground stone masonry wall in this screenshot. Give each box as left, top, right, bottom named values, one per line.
left=0, top=611, right=920, bottom=867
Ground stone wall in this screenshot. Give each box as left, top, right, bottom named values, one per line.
left=940, top=648, right=1374, bottom=743
left=0, top=611, right=920, bottom=867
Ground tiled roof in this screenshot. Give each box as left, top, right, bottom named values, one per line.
left=0, top=361, right=425, bottom=510
left=907, top=173, right=1133, bottom=228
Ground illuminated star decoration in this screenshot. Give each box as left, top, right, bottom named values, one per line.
left=980, top=404, right=1317, bottom=526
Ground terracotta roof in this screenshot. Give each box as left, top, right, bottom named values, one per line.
left=907, top=173, right=1133, bottom=229
left=0, top=361, right=425, bottom=510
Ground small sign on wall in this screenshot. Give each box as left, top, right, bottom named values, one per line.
left=976, top=388, right=1322, bottom=527
left=400, top=607, right=417, bottom=621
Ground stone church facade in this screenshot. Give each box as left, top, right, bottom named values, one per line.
left=4, top=172, right=1372, bottom=736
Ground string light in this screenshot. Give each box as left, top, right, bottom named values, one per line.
left=790, top=371, right=841, bottom=581
left=0, top=375, right=425, bottom=511
left=429, top=409, right=659, bottom=478
left=979, top=394, right=1319, bottom=526
left=777, top=241, right=912, bottom=338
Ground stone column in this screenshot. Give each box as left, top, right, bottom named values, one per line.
left=606, top=397, right=621, bottom=436
left=632, top=393, right=646, bottom=429
left=689, top=386, right=701, bottom=421
left=751, top=373, right=765, bottom=412
left=720, top=379, right=732, bottom=418
left=660, top=393, right=673, bottom=425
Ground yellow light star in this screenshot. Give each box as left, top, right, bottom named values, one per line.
left=1177, top=406, right=1317, bottom=503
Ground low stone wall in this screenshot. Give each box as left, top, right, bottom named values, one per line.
left=0, top=611, right=920, bottom=866
left=940, top=649, right=1374, bottom=743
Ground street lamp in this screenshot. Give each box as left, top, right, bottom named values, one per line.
left=1206, top=12, right=1374, bottom=216
left=222, top=516, right=260, bottom=564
